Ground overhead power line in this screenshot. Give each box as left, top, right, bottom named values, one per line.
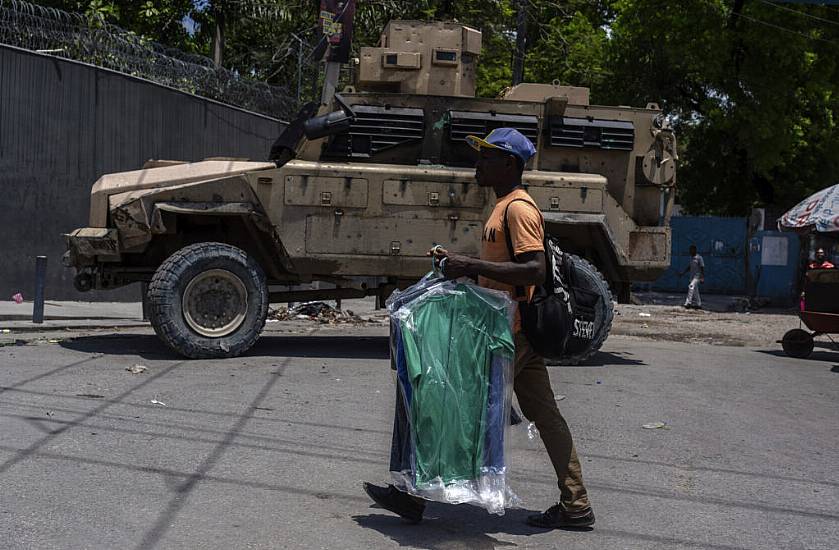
left=732, top=11, right=839, bottom=46
left=758, top=0, right=839, bottom=28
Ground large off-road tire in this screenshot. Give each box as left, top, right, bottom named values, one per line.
left=147, top=242, right=268, bottom=359
left=553, top=255, right=615, bottom=366
left=781, top=328, right=814, bottom=359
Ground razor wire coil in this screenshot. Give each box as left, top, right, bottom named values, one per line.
left=0, top=0, right=300, bottom=119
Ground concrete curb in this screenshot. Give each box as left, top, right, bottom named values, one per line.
left=0, top=321, right=149, bottom=332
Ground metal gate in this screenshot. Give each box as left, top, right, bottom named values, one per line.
left=651, top=216, right=748, bottom=294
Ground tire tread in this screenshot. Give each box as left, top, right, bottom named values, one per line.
left=556, top=254, right=615, bottom=366
left=147, top=242, right=267, bottom=359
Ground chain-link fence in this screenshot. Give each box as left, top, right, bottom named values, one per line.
left=0, top=0, right=299, bottom=120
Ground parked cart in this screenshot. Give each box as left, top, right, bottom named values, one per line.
left=778, top=183, right=839, bottom=358
left=781, top=269, right=839, bottom=358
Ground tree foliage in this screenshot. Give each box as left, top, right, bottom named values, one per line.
left=604, top=0, right=839, bottom=215
left=32, top=0, right=839, bottom=215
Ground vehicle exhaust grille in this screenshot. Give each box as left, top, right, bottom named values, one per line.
left=550, top=117, right=634, bottom=150
left=325, top=106, right=425, bottom=158
left=448, top=111, right=539, bottom=144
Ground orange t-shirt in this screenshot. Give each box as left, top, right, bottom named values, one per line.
left=478, top=188, right=544, bottom=331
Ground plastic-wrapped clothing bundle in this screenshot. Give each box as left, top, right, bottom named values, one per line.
left=386, top=274, right=519, bottom=515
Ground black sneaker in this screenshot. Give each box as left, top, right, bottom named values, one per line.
left=363, top=482, right=425, bottom=524
left=527, top=503, right=595, bottom=529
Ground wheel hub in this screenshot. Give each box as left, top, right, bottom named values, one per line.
left=182, top=269, right=248, bottom=338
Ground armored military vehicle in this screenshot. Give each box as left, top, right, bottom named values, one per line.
left=65, top=21, right=677, bottom=361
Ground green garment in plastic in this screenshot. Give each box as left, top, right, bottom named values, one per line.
left=399, top=284, right=515, bottom=486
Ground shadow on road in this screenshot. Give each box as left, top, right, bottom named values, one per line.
left=60, top=333, right=640, bottom=366
left=549, top=350, right=646, bottom=368
left=354, top=504, right=545, bottom=550
left=59, top=334, right=174, bottom=359
left=252, top=335, right=389, bottom=359
left=755, top=348, right=839, bottom=363
left=60, top=334, right=390, bottom=360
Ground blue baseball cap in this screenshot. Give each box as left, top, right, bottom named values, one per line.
left=465, top=127, right=536, bottom=166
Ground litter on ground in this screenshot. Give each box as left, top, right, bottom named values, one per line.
left=642, top=422, right=669, bottom=430
left=269, top=301, right=385, bottom=325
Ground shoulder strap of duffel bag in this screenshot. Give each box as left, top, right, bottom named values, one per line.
left=502, top=197, right=546, bottom=300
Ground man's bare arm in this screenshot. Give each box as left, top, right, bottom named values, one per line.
left=435, top=250, right=545, bottom=286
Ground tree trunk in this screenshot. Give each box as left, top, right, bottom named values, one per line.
left=512, top=0, right=527, bottom=85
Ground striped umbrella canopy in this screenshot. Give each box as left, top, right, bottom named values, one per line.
left=779, top=183, right=839, bottom=234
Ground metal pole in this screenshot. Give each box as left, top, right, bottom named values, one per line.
left=512, top=0, right=527, bottom=85
left=295, top=34, right=304, bottom=103
left=32, top=256, right=47, bottom=324
left=321, top=61, right=341, bottom=105
left=141, top=282, right=150, bottom=321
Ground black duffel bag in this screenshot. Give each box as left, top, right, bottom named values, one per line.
left=504, top=199, right=601, bottom=361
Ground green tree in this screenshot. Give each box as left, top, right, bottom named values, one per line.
left=36, top=0, right=197, bottom=51
left=603, top=0, right=839, bottom=215
left=525, top=11, right=609, bottom=94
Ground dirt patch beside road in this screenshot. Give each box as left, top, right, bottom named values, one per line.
left=613, top=304, right=806, bottom=347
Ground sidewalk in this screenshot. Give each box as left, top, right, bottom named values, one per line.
left=0, top=301, right=147, bottom=330
left=0, top=297, right=384, bottom=331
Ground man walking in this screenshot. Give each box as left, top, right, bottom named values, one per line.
left=679, top=244, right=705, bottom=309
left=364, top=128, right=594, bottom=529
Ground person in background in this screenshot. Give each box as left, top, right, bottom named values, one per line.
left=679, top=245, right=705, bottom=310
left=808, top=248, right=835, bottom=270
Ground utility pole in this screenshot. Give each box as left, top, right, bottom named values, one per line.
left=212, top=1, right=226, bottom=68
left=291, top=33, right=305, bottom=103
left=512, top=0, right=527, bottom=85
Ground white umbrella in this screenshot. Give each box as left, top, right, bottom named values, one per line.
left=778, top=183, right=839, bottom=233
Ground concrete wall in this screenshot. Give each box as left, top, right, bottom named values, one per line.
left=0, top=44, right=285, bottom=300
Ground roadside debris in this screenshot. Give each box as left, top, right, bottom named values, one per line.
left=150, top=399, right=167, bottom=406
left=728, top=296, right=771, bottom=313
left=642, top=422, right=669, bottom=430
left=269, top=302, right=386, bottom=325
left=555, top=394, right=567, bottom=401
left=638, top=312, right=652, bottom=317
left=11, top=293, right=23, bottom=304
left=126, top=364, right=147, bottom=374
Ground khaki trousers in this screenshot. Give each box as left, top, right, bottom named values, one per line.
left=514, top=332, right=590, bottom=511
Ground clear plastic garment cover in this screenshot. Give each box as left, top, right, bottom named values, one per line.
left=386, top=271, right=520, bottom=515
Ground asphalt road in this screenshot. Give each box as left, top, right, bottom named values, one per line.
left=1, top=325, right=838, bottom=550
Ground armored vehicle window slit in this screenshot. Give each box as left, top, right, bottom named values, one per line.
left=445, top=111, right=539, bottom=167
left=324, top=105, right=425, bottom=160
left=550, top=117, right=634, bottom=151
